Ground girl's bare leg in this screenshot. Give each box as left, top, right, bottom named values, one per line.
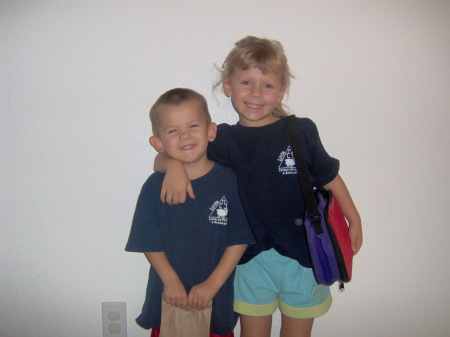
left=240, top=314, right=272, bottom=337
left=280, top=315, right=314, bottom=337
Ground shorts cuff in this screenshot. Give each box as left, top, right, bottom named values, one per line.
left=279, top=294, right=332, bottom=319
left=234, top=299, right=278, bottom=316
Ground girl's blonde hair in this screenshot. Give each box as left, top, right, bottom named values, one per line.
left=215, top=36, right=294, bottom=117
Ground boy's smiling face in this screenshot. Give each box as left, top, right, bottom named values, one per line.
left=150, top=100, right=216, bottom=174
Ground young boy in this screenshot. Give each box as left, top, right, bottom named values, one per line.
left=125, top=88, right=254, bottom=337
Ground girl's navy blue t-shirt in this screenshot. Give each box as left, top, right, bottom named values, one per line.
left=207, top=116, right=339, bottom=268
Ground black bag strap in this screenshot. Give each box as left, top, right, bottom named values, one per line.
left=284, top=115, right=324, bottom=235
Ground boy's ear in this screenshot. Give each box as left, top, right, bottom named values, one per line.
left=208, top=122, right=217, bottom=142
left=222, top=78, right=232, bottom=97
left=149, top=136, right=165, bottom=153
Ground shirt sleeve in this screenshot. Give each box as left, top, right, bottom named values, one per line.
left=298, top=118, right=340, bottom=188
left=208, top=124, right=233, bottom=168
left=125, top=174, right=164, bottom=253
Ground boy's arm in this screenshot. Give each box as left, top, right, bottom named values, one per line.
left=144, top=252, right=188, bottom=307
left=323, top=174, right=363, bottom=255
left=187, top=244, right=247, bottom=311
left=154, top=152, right=195, bottom=204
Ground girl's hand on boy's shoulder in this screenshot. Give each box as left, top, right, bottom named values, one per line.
left=160, top=161, right=195, bottom=204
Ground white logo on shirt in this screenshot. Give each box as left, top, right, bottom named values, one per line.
left=209, top=196, right=228, bottom=225
left=278, top=146, right=298, bottom=175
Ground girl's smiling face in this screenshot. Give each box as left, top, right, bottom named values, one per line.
left=223, top=67, right=286, bottom=127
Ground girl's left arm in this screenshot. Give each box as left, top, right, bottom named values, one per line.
left=323, top=174, right=363, bottom=255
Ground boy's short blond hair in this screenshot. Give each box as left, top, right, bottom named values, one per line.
left=150, top=88, right=211, bottom=136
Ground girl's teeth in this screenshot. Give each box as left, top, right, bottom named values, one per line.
left=247, top=103, right=262, bottom=108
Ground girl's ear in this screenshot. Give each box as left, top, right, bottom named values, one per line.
left=208, top=122, right=217, bottom=142
left=149, top=136, right=165, bottom=153
left=277, top=84, right=287, bottom=103
left=222, top=78, right=232, bottom=97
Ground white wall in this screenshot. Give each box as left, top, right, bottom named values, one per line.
left=1, top=1, right=449, bottom=336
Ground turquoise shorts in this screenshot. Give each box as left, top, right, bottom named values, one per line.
left=234, top=249, right=332, bottom=319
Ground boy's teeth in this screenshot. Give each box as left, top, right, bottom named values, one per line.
left=180, top=144, right=195, bottom=150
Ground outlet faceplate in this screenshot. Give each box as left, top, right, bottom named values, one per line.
left=102, top=302, right=127, bottom=337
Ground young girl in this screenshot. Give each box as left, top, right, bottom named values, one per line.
left=156, top=36, right=363, bottom=337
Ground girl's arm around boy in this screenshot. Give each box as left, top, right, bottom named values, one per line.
left=154, top=153, right=195, bottom=204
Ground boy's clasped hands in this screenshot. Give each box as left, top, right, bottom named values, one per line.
left=163, top=277, right=216, bottom=311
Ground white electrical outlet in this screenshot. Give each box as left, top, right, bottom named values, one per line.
left=102, top=302, right=127, bottom=337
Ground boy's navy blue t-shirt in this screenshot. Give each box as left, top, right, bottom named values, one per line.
left=125, top=163, right=254, bottom=335
left=207, top=117, right=339, bottom=268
